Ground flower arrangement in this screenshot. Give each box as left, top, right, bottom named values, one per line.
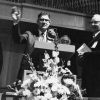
left=12, top=50, right=83, bottom=100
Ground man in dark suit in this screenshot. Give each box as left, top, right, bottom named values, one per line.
left=11, top=7, right=57, bottom=81
left=77, top=14, right=100, bottom=97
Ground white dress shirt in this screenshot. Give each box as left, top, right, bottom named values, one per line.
left=91, top=31, right=100, bottom=48
left=38, top=30, right=47, bottom=42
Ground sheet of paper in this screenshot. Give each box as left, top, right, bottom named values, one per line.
left=77, top=43, right=92, bottom=54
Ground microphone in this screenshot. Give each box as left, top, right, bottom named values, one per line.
left=47, top=28, right=57, bottom=41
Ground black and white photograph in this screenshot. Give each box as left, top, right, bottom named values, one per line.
left=0, top=0, right=100, bottom=100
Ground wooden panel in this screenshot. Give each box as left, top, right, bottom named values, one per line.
left=0, top=1, right=92, bottom=31
left=0, top=33, right=25, bottom=87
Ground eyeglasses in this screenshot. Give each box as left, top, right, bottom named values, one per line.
left=90, top=21, right=100, bottom=24
left=39, top=18, right=50, bottom=22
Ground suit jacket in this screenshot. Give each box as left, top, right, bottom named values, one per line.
left=77, top=31, right=100, bottom=97
left=12, top=22, right=53, bottom=80
left=89, top=31, right=100, bottom=51
left=78, top=31, right=100, bottom=63
left=12, top=22, right=39, bottom=54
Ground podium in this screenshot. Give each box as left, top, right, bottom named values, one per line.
left=23, top=41, right=75, bottom=80
left=34, top=41, right=75, bottom=61
left=81, top=52, right=100, bottom=97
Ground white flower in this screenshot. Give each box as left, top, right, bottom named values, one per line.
left=51, top=84, right=58, bottom=92
left=40, top=96, right=48, bottom=100
left=21, top=78, right=31, bottom=88
left=63, top=78, right=74, bottom=85
left=33, top=88, right=41, bottom=95
left=52, top=51, right=59, bottom=57
left=46, top=76, right=59, bottom=84
left=43, top=72, right=49, bottom=78
left=29, top=73, right=39, bottom=81
left=61, top=68, right=66, bottom=74
left=44, top=52, right=50, bottom=60
left=34, top=80, right=44, bottom=87
left=48, top=59, right=54, bottom=64
left=60, top=95, right=68, bottom=100
left=54, top=57, right=60, bottom=64
left=23, top=89, right=31, bottom=97
left=34, top=96, right=46, bottom=100
left=50, top=97, right=58, bottom=100
left=58, top=85, right=70, bottom=95
left=44, top=62, right=51, bottom=69
left=44, top=92, right=52, bottom=99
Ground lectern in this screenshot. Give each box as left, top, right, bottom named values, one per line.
left=81, top=52, right=100, bottom=97
left=23, top=41, right=75, bottom=81
left=34, top=40, right=75, bottom=61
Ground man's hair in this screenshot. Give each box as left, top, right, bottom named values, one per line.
left=38, top=12, right=50, bottom=19
left=91, top=14, right=100, bottom=22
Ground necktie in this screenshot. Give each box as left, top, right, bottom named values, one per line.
left=39, top=33, right=47, bottom=42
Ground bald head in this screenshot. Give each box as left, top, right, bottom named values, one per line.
left=91, top=14, right=100, bottom=22
left=91, top=14, right=100, bottom=32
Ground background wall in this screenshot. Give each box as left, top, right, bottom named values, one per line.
left=0, top=19, right=25, bottom=87
left=0, top=19, right=92, bottom=87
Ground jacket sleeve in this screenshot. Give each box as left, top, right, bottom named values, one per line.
left=12, top=22, right=28, bottom=44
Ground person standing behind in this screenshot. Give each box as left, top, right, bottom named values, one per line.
left=11, top=6, right=57, bottom=81
left=77, top=14, right=100, bottom=97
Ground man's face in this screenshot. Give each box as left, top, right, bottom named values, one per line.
left=91, top=20, right=100, bottom=32
left=37, top=15, right=51, bottom=31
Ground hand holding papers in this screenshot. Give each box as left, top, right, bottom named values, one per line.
left=77, top=43, right=92, bottom=56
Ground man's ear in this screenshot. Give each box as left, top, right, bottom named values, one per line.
left=48, top=19, right=51, bottom=25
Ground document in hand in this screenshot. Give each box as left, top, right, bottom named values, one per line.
left=77, top=43, right=92, bottom=54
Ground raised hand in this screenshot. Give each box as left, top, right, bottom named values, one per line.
left=11, top=6, right=21, bottom=24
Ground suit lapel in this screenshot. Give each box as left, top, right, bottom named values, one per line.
left=89, top=31, right=100, bottom=47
